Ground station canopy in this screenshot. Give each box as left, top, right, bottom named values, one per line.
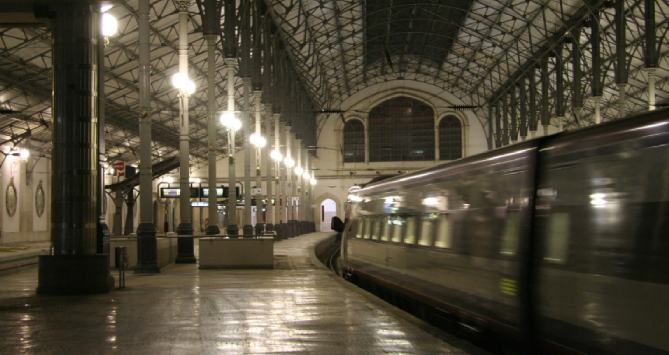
left=0, top=0, right=666, bottom=167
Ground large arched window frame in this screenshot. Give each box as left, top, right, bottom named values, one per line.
left=438, top=115, right=463, bottom=161
left=339, top=95, right=467, bottom=165
left=343, top=118, right=365, bottom=163
left=368, top=97, right=435, bottom=162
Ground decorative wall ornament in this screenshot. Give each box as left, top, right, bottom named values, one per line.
left=35, top=179, right=45, bottom=217
left=6, top=176, right=17, bottom=217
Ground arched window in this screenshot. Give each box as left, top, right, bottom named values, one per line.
left=439, top=115, right=462, bottom=160
left=368, top=97, right=434, bottom=162
left=343, top=119, right=365, bottom=163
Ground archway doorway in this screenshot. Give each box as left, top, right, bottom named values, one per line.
left=320, top=199, right=337, bottom=232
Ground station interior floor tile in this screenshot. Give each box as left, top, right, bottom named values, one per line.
left=0, top=233, right=488, bottom=355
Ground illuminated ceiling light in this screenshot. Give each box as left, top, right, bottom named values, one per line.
left=294, top=166, right=304, bottom=175
left=250, top=133, right=266, bottom=147
left=171, top=73, right=188, bottom=89
left=284, top=157, right=294, bottom=168
left=101, top=13, right=118, bottom=36
left=270, top=150, right=283, bottom=162
left=220, top=111, right=241, bottom=131
left=100, top=4, right=113, bottom=12
left=19, top=149, right=30, bottom=159
left=309, top=178, right=317, bottom=185
left=108, top=168, right=115, bottom=175
left=165, top=177, right=174, bottom=184
left=303, top=172, right=310, bottom=180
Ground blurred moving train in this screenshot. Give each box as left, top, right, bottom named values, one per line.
left=339, top=108, right=669, bottom=355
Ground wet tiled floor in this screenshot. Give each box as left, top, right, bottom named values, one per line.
left=0, top=233, right=487, bottom=355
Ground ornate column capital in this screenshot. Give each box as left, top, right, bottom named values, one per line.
left=225, top=57, right=238, bottom=68
left=175, top=0, right=190, bottom=13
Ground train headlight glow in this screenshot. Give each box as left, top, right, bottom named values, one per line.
left=590, top=193, right=606, bottom=207
left=423, top=197, right=438, bottom=206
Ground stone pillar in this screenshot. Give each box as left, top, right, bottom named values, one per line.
left=38, top=3, right=111, bottom=295
left=175, top=0, right=195, bottom=263
left=136, top=0, right=160, bottom=273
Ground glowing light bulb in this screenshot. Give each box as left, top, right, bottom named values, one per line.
left=102, top=13, right=118, bottom=36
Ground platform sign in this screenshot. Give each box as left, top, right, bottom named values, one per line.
left=111, top=161, right=125, bottom=176
left=251, top=188, right=262, bottom=195
left=202, top=187, right=224, bottom=198
left=161, top=188, right=180, bottom=198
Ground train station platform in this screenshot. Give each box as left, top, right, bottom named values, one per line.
left=0, top=232, right=488, bottom=355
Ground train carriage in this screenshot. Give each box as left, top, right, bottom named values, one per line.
left=341, top=108, right=669, bottom=355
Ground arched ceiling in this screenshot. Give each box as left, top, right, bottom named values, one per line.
left=0, top=0, right=667, bottom=167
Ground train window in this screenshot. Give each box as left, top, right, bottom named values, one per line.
left=371, top=217, right=381, bottom=240
left=363, top=216, right=372, bottom=239
left=501, top=211, right=520, bottom=256
left=355, top=218, right=364, bottom=239
left=418, top=214, right=437, bottom=246
left=404, top=216, right=417, bottom=244
left=391, top=216, right=404, bottom=243
left=545, top=213, right=570, bottom=263
left=380, top=216, right=391, bottom=241
left=434, top=214, right=453, bottom=248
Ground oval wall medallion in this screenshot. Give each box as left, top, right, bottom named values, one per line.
left=35, top=180, right=45, bottom=217
left=6, top=176, right=17, bottom=217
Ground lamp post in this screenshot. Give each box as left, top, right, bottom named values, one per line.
left=220, top=110, right=241, bottom=235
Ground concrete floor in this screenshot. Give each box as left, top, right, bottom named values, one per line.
left=0, top=232, right=488, bottom=355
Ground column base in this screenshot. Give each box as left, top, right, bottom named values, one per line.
left=206, top=225, right=221, bottom=235
left=265, top=223, right=274, bottom=232
left=176, top=222, right=194, bottom=235
left=135, top=223, right=160, bottom=274
left=254, top=223, right=265, bottom=235
left=37, top=254, right=112, bottom=295
left=227, top=224, right=239, bottom=236
left=175, top=236, right=196, bottom=264
left=242, top=224, right=255, bottom=236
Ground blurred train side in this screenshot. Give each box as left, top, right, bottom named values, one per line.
left=341, top=108, right=669, bottom=355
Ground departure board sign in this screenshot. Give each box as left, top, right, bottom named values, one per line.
left=202, top=187, right=224, bottom=198
left=161, top=188, right=180, bottom=198
left=160, top=187, right=199, bottom=198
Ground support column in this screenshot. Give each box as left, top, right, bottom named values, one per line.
left=97, top=11, right=111, bottom=254
left=294, top=138, right=302, bottom=235
left=590, top=10, right=603, bottom=123
left=555, top=44, right=565, bottom=131
left=616, top=0, right=628, bottom=118
left=226, top=58, right=239, bottom=236
left=645, top=0, right=657, bottom=111
left=273, top=113, right=281, bottom=229
left=205, top=34, right=220, bottom=235
left=283, top=123, right=293, bottom=237
left=571, top=26, right=583, bottom=125
left=264, top=104, right=274, bottom=232
left=242, top=76, right=253, bottom=236
left=38, top=3, right=111, bottom=295
left=541, top=56, right=550, bottom=135
left=175, top=0, right=195, bottom=263
left=528, top=69, right=537, bottom=138
left=254, top=91, right=264, bottom=234
left=136, top=0, right=160, bottom=273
